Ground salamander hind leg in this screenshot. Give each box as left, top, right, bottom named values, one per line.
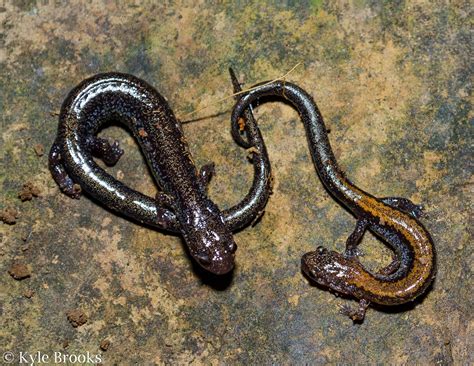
left=49, top=142, right=82, bottom=199
left=344, top=219, right=368, bottom=258
left=380, top=197, right=424, bottom=219
left=155, top=192, right=174, bottom=209
left=87, top=136, right=124, bottom=166
left=339, top=299, right=370, bottom=322
left=378, top=253, right=401, bottom=276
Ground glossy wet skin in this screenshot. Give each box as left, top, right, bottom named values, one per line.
left=49, top=72, right=272, bottom=275
left=231, top=80, right=436, bottom=311
left=298, top=183, right=436, bottom=306
left=301, top=247, right=358, bottom=297
left=179, top=201, right=237, bottom=274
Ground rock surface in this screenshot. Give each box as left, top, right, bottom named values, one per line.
left=0, top=1, right=471, bottom=364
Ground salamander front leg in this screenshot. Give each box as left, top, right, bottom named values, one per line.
left=49, top=142, right=82, bottom=199
left=340, top=299, right=370, bottom=322
left=380, top=197, right=424, bottom=219
left=86, top=136, right=124, bottom=166
left=344, top=219, right=368, bottom=258
left=199, top=163, right=215, bottom=193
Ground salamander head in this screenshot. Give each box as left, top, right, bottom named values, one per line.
left=179, top=203, right=237, bottom=275
left=301, top=246, right=357, bottom=296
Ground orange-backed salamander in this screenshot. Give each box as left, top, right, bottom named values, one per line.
left=230, top=80, right=436, bottom=320
left=49, top=72, right=272, bottom=275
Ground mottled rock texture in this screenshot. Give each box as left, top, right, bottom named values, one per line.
left=1, top=1, right=471, bottom=364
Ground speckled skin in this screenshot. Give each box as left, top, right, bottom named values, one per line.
left=231, top=81, right=436, bottom=320
left=49, top=72, right=272, bottom=275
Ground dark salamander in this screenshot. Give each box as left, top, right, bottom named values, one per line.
left=49, top=72, right=272, bottom=275
left=230, top=80, right=436, bottom=320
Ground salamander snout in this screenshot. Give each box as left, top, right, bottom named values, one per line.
left=301, top=249, right=326, bottom=283
left=301, top=246, right=330, bottom=278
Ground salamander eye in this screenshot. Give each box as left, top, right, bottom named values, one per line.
left=195, top=252, right=211, bottom=265
left=227, top=242, right=237, bottom=253
left=317, top=246, right=327, bottom=255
